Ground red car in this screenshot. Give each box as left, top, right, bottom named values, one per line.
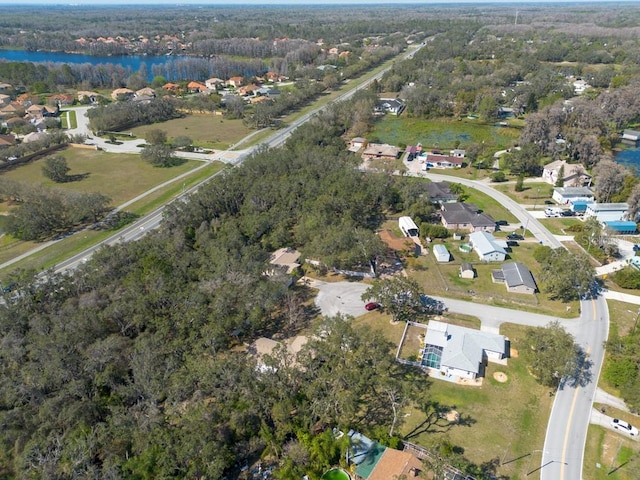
left=365, top=302, right=381, bottom=311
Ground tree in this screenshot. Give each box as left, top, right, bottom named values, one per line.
left=555, top=165, right=565, bottom=187
left=593, top=160, right=627, bottom=203
left=141, top=144, right=182, bottom=167
left=144, top=128, right=167, bottom=146
left=514, top=174, right=524, bottom=192
left=362, top=276, right=444, bottom=322
left=522, top=321, right=579, bottom=387
left=42, top=155, right=70, bottom=183
left=537, top=248, right=595, bottom=301
left=626, top=182, right=640, bottom=222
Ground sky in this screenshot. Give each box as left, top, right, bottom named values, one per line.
left=0, top=0, right=636, bottom=4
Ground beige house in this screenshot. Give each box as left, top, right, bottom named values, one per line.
left=361, top=143, right=400, bottom=161
left=542, top=160, right=590, bottom=187
left=111, top=88, right=134, bottom=101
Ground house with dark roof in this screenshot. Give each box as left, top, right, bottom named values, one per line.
left=421, top=320, right=507, bottom=380
left=374, top=98, right=405, bottom=116
left=440, top=203, right=496, bottom=233
left=425, top=181, right=458, bottom=204
left=424, top=153, right=463, bottom=169
left=492, top=262, right=537, bottom=294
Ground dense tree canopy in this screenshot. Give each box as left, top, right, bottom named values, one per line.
left=522, top=321, right=579, bottom=387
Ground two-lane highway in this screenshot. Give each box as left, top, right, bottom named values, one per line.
left=541, top=295, right=609, bottom=480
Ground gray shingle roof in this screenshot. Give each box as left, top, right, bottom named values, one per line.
left=502, top=262, right=536, bottom=290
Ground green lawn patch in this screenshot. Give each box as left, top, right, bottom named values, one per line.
left=60, top=110, right=77, bottom=129
left=493, top=182, right=554, bottom=204
left=370, top=116, right=520, bottom=152
left=129, top=114, right=252, bottom=150
left=584, top=425, right=640, bottom=480
left=408, top=239, right=579, bottom=317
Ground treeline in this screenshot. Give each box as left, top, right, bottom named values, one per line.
left=0, top=130, right=68, bottom=164
left=0, top=99, right=444, bottom=478
left=87, top=97, right=180, bottom=133
left=0, top=178, right=111, bottom=240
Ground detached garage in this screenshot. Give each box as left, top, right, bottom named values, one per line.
left=433, top=244, right=451, bottom=263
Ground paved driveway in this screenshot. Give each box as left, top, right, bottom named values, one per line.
left=312, top=280, right=581, bottom=334
left=312, top=280, right=370, bottom=318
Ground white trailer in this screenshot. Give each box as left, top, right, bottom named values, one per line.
left=399, top=216, right=419, bottom=237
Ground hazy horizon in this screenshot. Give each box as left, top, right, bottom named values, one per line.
left=0, top=0, right=637, bottom=5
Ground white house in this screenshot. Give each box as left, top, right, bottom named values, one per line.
left=584, top=203, right=629, bottom=223
left=399, top=216, right=419, bottom=238
left=469, top=231, right=507, bottom=262
left=420, top=320, right=507, bottom=380
left=542, top=160, right=590, bottom=187
left=433, top=244, right=451, bottom=263
left=552, top=186, right=595, bottom=205
left=572, top=78, right=592, bottom=95
left=622, top=129, right=640, bottom=146
left=375, top=98, right=405, bottom=115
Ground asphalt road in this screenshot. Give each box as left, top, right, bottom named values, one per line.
left=416, top=171, right=563, bottom=249
left=541, top=295, right=609, bottom=480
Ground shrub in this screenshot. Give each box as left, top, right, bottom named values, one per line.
left=491, top=171, right=506, bottom=182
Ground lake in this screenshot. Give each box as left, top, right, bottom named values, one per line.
left=615, top=147, right=640, bottom=175
left=0, top=49, right=184, bottom=81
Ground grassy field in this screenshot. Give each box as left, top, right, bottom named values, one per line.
left=493, top=182, right=555, bottom=204
left=0, top=148, right=224, bottom=273
left=370, top=116, right=521, bottom=152
left=1, top=147, right=200, bottom=206
left=406, top=235, right=579, bottom=317
left=130, top=114, right=252, bottom=150
left=353, top=314, right=553, bottom=480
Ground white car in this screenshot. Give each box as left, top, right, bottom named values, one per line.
left=611, top=418, right=638, bottom=436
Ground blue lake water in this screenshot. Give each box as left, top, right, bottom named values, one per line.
left=615, top=148, right=640, bottom=174
left=0, top=49, right=184, bottom=81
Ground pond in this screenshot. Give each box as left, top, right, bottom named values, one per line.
left=615, top=147, right=640, bottom=175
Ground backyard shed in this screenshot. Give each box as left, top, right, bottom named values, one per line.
left=460, top=263, right=475, bottom=279
left=433, top=244, right=451, bottom=263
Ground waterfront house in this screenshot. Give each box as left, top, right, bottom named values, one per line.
left=542, top=160, right=590, bottom=187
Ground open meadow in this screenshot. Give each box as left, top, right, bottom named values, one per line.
left=130, top=114, right=252, bottom=150
left=1, top=147, right=201, bottom=206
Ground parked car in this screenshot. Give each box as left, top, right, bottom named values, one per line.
left=633, top=244, right=640, bottom=252
left=506, top=233, right=524, bottom=241
left=365, top=302, right=381, bottom=311
left=544, top=200, right=554, bottom=205
left=611, top=418, right=638, bottom=436
left=495, top=220, right=509, bottom=226
left=560, top=210, right=575, bottom=217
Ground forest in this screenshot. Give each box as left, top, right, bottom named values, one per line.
left=3, top=3, right=640, bottom=478
left=0, top=96, right=452, bottom=479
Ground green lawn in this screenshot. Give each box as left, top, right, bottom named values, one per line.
left=493, top=182, right=554, bottom=204
left=408, top=239, right=579, bottom=317
left=370, top=116, right=521, bottom=152
left=129, top=114, right=252, bottom=150
left=352, top=318, right=553, bottom=480
left=1, top=147, right=200, bottom=206
left=60, top=110, right=77, bottom=129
